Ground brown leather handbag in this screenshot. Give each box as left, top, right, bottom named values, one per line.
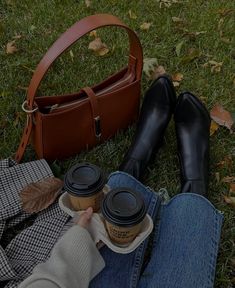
left=15, top=14, right=143, bottom=162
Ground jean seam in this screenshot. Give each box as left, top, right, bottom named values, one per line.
left=206, top=210, right=222, bottom=288
left=130, top=194, right=161, bottom=288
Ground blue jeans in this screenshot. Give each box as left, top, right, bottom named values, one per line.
left=90, top=172, right=223, bottom=288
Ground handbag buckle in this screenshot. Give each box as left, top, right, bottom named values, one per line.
left=21, top=100, right=38, bottom=113
left=94, top=116, right=101, bottom=140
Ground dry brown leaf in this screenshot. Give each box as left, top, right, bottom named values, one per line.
left=6, top=40, right=17, bottom=54
left=230, top=183, right=235, bottom=193
left=210, top=120, right=219, bottom=136
left=20, top=177, right=63, bottom=213
left=88, top=37, right=109, bottom=56
left=222, top=176, right=235, bottom=183
left=223, top=195, right=235, bottom=208
left=172, top=72, right=183, bottom=82
left=12, top=34, right=22, bottom=39
left=217, top=8, right=234, bottom=17
left=128, top=10, right=137, bottom=19
left=216, top=155, right=233, bottom=169
left=210, top=103, right=234, bottom=132
left=85, top=0, right=91, bottom=7
left=215, top=172, right=220, bottom=183
left=140, top=22, right=151, bottom=31
left=89, top=30, right=97, bottom=38
left=151, top=65, right=166, bottom=80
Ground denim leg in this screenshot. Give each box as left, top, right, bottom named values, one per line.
left=90, top=172, right=162, bottom=288
left=139, top=193, right=223, bottom=288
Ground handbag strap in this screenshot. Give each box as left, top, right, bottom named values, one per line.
left=82, top=87, right=101, bottom=139
left=15, top=14, right=143, bottom=162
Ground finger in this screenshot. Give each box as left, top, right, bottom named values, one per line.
left=77, top=207, right=93, bottom=228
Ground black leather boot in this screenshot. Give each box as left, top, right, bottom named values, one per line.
left=174, top=92, right=211, bottom=196
left=119, top=75, right=176, bottom=180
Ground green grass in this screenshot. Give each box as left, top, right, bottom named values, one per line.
left=0, top=0, right=235, bottom=287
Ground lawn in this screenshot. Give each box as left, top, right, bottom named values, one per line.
left=0, top=0, right=234, bottom=287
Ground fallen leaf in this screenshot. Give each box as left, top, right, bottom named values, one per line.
left=180, top=48, right=201, bottom=64
left=157, top=0, right=180, bottom=8
left=183, top=31, right=207, bottom=40
left=217, top=8, right=234, bottom=17
left=6, top=40, right=17, bottom=54
left=89, top=30, right=97, bottom=38
left=173, top=81, right=180, bottom=87
left=17, top=86, right=28, bottom=91
left=210, top=103, right=234, bottom=132
left=215, top=172, right=220, bottom=183
left=128, top=10, right=137, bottom=19
left=210, top=120, right=219, bottom=136
left=220, top=37, right=231, bottom=44
left=12, top=34, right=22, bottom=39
left=85, top=0, right=91, bottom=7
left=172, top=72, right=183, bottom=82
left=208, top=60, right=223, bottom=73
left=69, top=50, right=74, bottom=61
left=223, top=195, right=235, bottom=208
left=140, top=22, right=151, bottom=31
left=29, top=25, right=36, bottom=31
left=143, top=58, right=158, bottom=78
left=13, top=112, right=25, bottom=127
left=222, top=176, right=235, bottom=183
left=216, top=155, right=233, bottom=169
left=230, top=183, right=235, bottom=193
left=88, top=37, right=109, bottom=56
left=20, top=177, right=63, bottom=213
left=172, top=16, right=184, bottom=23
left=151, top=65, right=166, bottom=80
left=175, top=40, right=184, bottom=57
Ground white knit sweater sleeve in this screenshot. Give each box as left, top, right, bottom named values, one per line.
left=19, top=225, right=105, bottom=288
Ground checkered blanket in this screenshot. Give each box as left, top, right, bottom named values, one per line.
left=0, top=159, right=70, bottom=288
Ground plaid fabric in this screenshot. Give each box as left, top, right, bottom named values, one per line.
left=0, top=159, right=70, bottom=288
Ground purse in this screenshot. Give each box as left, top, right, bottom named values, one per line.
left=15, top=14, right=143, bottom=162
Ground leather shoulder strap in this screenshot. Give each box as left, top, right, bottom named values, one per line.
left=27, top=14, right=143, bottom=108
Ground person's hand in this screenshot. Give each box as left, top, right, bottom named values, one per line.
left=74, top=207, right=93, bottom=228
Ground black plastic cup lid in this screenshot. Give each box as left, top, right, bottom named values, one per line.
left=64, top=163, right=106, bottom=197
left=102, top=187, right=146, bottom=227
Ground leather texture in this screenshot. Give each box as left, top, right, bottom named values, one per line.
left=119, top=75, right=176, bottom=180
left=15, top=14, right=143, bottom=162
left=174, top=92, right=211, bottom=196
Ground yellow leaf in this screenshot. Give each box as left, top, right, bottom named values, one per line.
left=6, top=40, right=17, bottom=54
left=89, top=30, right=97, bottom=38
left=128, top=10, right=137, bottom=19
left=140, top=22, right=151, bottom=31
left=223, top=195, right=235, bottom=208
left=85, top=0, right=91, bottom=7
left=88, top=37, right=109, bottom=56
left=172, top=17, right=184, bottom=23
left=172, top=72, right=183, bottom=82
left=210, top=120, right=219, bottom=136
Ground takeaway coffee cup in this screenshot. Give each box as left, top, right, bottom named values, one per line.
left=101, top=187, right=147, bottom=246
left=64, top=163, right=107, bottom=212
